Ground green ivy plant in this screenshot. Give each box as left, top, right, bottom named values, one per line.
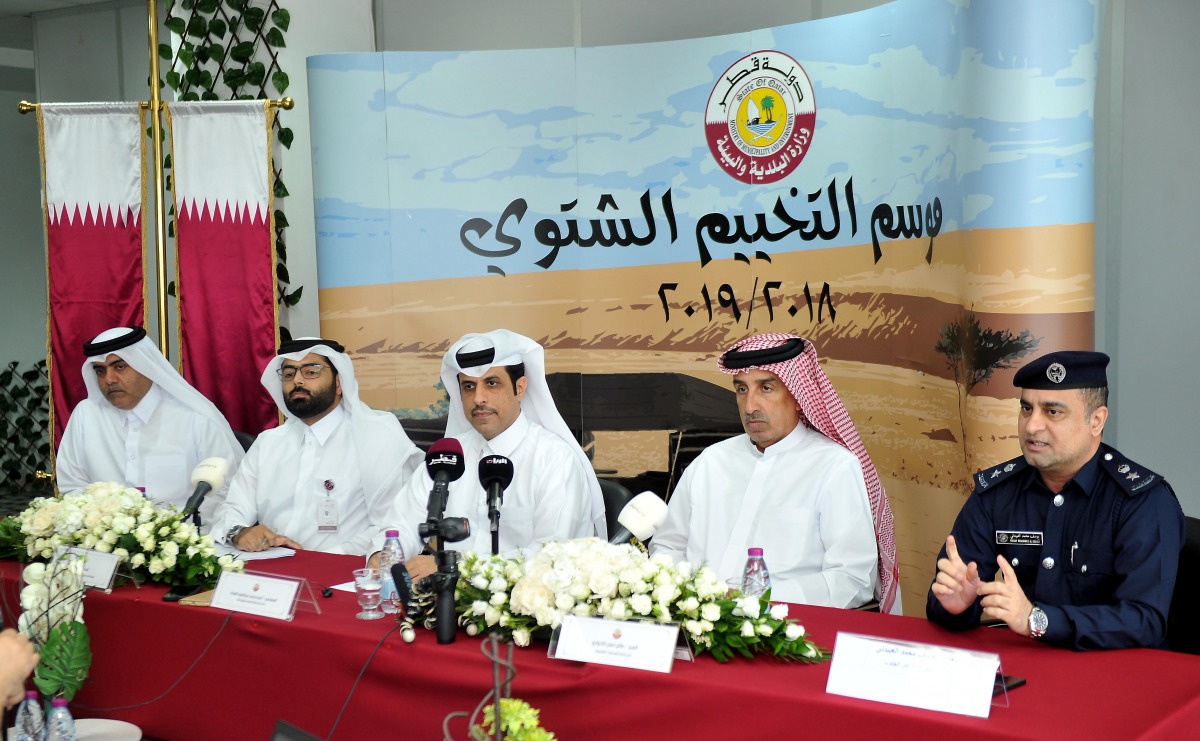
left=0, top=360, right=51, bottom=494
left=158, top=0, right=302, bottom=333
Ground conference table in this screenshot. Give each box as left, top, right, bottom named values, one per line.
left=3, top=551, right=1200, bottom=741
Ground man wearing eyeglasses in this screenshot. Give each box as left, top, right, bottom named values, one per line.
left=209, top=338, right=423, bottom=555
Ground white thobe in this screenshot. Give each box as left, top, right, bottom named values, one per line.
left=56, top=384, right=244, bottom=524
left=209, top=403, right=421, bottom=555
left=651, top=424, right=879, bottom=607
left=383, top=413, right=593, bottom=560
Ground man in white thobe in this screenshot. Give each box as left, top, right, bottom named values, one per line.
left=651, top=333, right=902, bottom=612
left=209, top=338, right=423, bottom=555
left=56, top=326, right=244, bottom=524
left=379, top=329, right=604, bottom=580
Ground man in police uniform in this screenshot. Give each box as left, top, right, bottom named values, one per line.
left=927, top=351, right=1185, bottom=649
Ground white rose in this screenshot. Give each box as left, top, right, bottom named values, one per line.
left=629, top=594, right=652, bottom=615
left=785, top=624, right=803, bottom=641
left=803, top=644, right=818, bottom=658
left=471, top=575, right=489, bottom=590
left=736, top=596, right=762, bottom=619
left=488, top=575, right=508, bottom=593
left=700, top=603, right=722, bottom=622
left=678, top=596, right=700, bottom=614
left=513, top=628, right=531, bottom=647
left=769, top=603, right=789, bottom=620
left=608, top=600, right=629, bottom=620
left=740, top=620, right=755, bottom=638
left=587, top=569, right=619, bottom=599
left=489, top=591, right=507, bottom=607
left=160, top=541, right=179, bottom=557
left=130, top=553, right=146, bottom=568
left=28, top=509, right=55, bottom=536
left=653, top=583, right=680, bottom=605
left=94, top=541, right=113, bottom=553
left=684, top=619, right=703, bottom=636
left=484, top=606, right=502, bottom=626
left=757, top=623, right=774, bottom=637
left=533, top=605, right=561, bottom=628
left=554, top=593, right=574, bottom=611
left=472, top=600, right=489, bottom=616
left=509, top=579, right=554, bottom=616
left=148, top=557, right=165, bottom=574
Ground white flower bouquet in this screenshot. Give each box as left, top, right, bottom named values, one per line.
left=453, top=539, right=827, bottom=663
left=18, top=556, right=91, bottom=700
left=0, top=482, right=243, bottom=588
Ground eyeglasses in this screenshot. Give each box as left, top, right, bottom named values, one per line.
left=277, top=363, right=328, bottom=381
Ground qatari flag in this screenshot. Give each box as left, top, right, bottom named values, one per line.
left=168, top=101, right=278, bottom=436
left=38, top=103, right=146, bottom=447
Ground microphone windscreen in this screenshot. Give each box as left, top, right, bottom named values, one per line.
left=426, top=438, right=466, bottom=481
left=478, top=455, right=514, bottom=490
left=189, top=457, right=229, bottom=490
left=617, top=491, right=668, bottom=541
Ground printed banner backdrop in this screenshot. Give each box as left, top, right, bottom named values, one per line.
left=308, top=0, right=1100, bottom=613
left=39, top=103, right=146, bottom=448
left=168, top=101, right=279, bottom=437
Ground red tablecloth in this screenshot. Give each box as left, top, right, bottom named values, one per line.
left=3, top=551, right=1200, bottom=740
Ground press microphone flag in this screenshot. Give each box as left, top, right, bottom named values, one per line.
left=609, top=491, right=669, bottom=545
left=425, top=438, right=466, bottom=521
left=479, top=455, right=514, bottom=500
left=479, top=454, right=514, bottom=556
left=181, top=457, right=229, bottom=519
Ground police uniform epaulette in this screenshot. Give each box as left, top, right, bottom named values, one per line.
left=972, top=455, right=1027, bottom=493
left=1097, top=446, right=1162, bottom=496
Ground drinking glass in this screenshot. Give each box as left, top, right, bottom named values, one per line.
left=353, top=567, right=384, bottom=620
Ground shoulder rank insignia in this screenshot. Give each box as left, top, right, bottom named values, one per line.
left=974, top=456, right=1027, bottom=491
left=1099, top=447, right=1161, bottom=495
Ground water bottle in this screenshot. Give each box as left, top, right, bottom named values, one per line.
left=46, top=696, right=77, bottom=741
left=14, top=689, right=45, bottom=741
left=741, top=547, right=771, bottom=598
left=379, top=529, right=405, bottom=614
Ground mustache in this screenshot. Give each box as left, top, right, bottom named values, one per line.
left=743, top=412, right=767, bottom=423
left=471, top=404, right=498, bottom=415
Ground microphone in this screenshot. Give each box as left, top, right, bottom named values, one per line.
left=181, top=457, right=229, bottom=521
left=479, top=455, right=514, bottom=556
left=424, top=438, right=466, bottom=522
left=608, top=491, right=669, bottom=545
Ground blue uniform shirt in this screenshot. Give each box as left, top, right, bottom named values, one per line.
left=927, top=445, right=1184, bottom=649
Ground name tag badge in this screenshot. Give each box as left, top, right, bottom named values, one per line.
left=995, top=531, right=1042, bottom=546
left=317, top=499, right=339, bottom=532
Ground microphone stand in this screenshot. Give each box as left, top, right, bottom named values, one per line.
left=488, top=488, right=501, bottom=557
left=432, top=550, right=460, bottom=644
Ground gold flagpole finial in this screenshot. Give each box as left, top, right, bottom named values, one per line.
left=18, top=101, right=36, bottom=114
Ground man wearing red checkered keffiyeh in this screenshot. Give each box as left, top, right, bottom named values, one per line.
left=651, top=333, right=902, bottom=613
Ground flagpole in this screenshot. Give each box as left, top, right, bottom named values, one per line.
left=146, top=0, right=169, bottom=356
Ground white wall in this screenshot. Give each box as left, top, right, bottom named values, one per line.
left=1098, top=0, right=1200, bottom=510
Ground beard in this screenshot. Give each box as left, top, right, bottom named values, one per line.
left=284, top=383, right=338, bottom=419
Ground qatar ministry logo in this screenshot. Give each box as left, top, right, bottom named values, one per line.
left=705, top=50, right=816, bottom=184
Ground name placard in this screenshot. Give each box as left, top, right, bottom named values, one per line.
left=826, top=632, right=1000, bottom=718
left=210, top=571, right=302, bottom=621
left=552, top=615, right=679, bottom=673
left=56, top=546, right=121, bottom=592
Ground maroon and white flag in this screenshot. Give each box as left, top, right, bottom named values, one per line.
left=38, top=103, right=146, bottom=447
left=168, top=101, right=278, bottom=436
